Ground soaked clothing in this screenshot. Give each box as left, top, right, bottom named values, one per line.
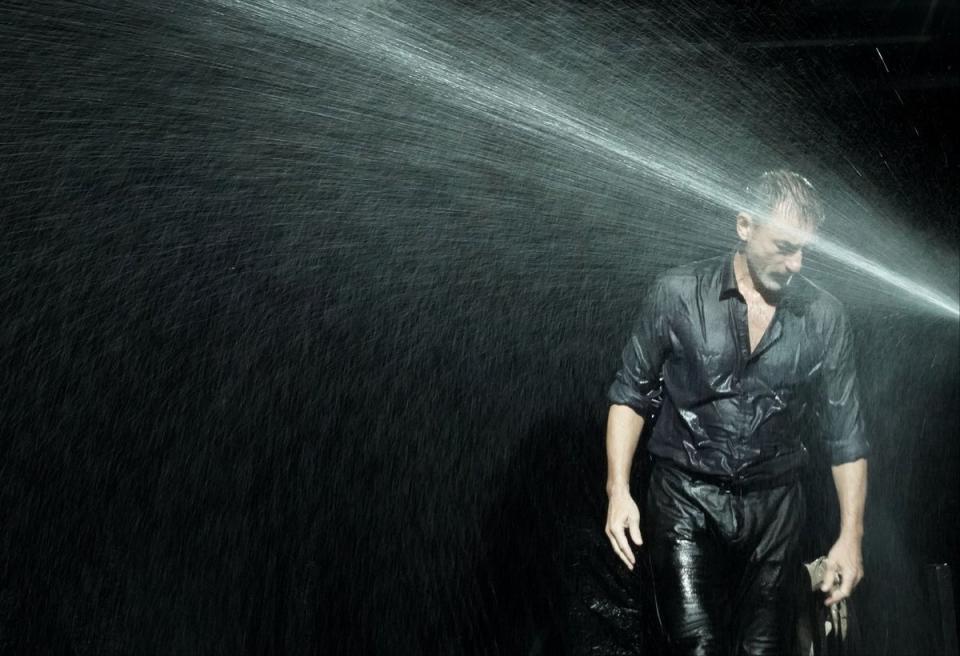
left=607, top=253, right=870, bottom=482
left=607, top=253, right=869, bottom=655
left=645, top=462, right=805, bottom=656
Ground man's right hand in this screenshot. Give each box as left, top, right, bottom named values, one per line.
left=605, top=490, right=643, bottom=570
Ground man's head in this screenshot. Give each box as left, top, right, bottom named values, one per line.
left=736, top=170, right=824, bottom=294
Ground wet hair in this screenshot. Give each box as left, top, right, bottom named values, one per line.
left=745, top=169, right=825, bottom=228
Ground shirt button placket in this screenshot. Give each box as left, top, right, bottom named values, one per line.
left=738, top=306, right=749, bottom=444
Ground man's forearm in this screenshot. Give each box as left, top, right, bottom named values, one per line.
left=606, top=404, right=645, bottom=496
left=831, top=458, right=867, bottom=539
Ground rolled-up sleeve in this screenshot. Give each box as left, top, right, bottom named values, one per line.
left=820, top=306, right=870, bottom=465
left=607, top=276, right=671, bottom=418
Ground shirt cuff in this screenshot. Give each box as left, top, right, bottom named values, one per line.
left=607, top=379, right=663, bottom=418
left=826, top=437, right=870, bottom=466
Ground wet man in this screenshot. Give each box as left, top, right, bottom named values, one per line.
left=604, top=171, right=869, bottom=655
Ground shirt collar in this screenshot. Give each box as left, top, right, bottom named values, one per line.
left=719, top=250, right=811, bottom=312
left=719, top=252, right=741, bottom=301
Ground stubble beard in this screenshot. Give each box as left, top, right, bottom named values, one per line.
left=746, top=249, right=790, bottom=298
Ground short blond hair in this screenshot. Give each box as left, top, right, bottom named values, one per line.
left=746, top=170, right=825, bottom=228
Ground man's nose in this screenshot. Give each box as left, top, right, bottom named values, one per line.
left=785, top=250, right=803, bottom=273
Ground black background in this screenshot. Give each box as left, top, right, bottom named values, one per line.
left=1, top=1, right=957, bottom=654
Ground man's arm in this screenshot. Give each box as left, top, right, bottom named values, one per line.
left=821, top=457, right=868, bottom=606
left=604, top=275, right=670, bottom=570
left=605, top=404, right=645, bottom=570
left=817, top=303, right=870, bottom=606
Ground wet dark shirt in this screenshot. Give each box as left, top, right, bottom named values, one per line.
left=608, top=253, right=870, bottom=483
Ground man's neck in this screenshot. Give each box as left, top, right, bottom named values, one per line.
left=733, top=251, right=777, bottom=306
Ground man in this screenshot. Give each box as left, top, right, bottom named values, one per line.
left=604, top=170, right=869, bottom=655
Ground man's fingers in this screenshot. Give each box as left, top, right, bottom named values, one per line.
left=823, top=576, right=844, bottom=606
left=615, top=528, right=636, bottom=568
left=606, top=525, right=635, bottom=569
left=606, top=532, right=628, bottom=568
left=820, top=559, right=838, bottom=593
left=607, top=534, right=632, bottom=569
left=839, top=576, right=854, bottom=600
left=604, top=495, right=641, bottom=571
left=822, top=561, right=863, bottom=606
left=825, top=585, right=848, bottom=607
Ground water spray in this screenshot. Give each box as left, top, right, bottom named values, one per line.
left=219, top=0, right=958, bottom=317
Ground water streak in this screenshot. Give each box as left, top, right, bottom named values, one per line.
left=220, top=0, right=958, bottom=317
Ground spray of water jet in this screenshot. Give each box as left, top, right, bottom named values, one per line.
left=215, top=0, right=957, bottom=318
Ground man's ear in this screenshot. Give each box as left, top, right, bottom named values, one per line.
left=736, top=212, right=753, bottom=242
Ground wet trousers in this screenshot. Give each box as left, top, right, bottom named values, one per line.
left=646, top=463, right=805, bottom=656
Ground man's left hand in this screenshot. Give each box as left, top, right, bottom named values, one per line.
left=820, top=535, right=864, bottom=606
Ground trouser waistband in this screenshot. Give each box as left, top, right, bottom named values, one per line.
left=653, top=459, right=801, bottom=494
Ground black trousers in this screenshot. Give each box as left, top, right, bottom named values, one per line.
left=646, top=463, right=805, bottom=656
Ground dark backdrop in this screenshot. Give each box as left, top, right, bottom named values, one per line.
left=1, top=1, right=957, bottom=654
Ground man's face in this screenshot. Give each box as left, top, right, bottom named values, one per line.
left=738, top=204, right=817, bottom=294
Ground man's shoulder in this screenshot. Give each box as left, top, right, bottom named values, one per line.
left=654, top=254, right=726, bottom=292
left=789, top=274, right=847, bottom=322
